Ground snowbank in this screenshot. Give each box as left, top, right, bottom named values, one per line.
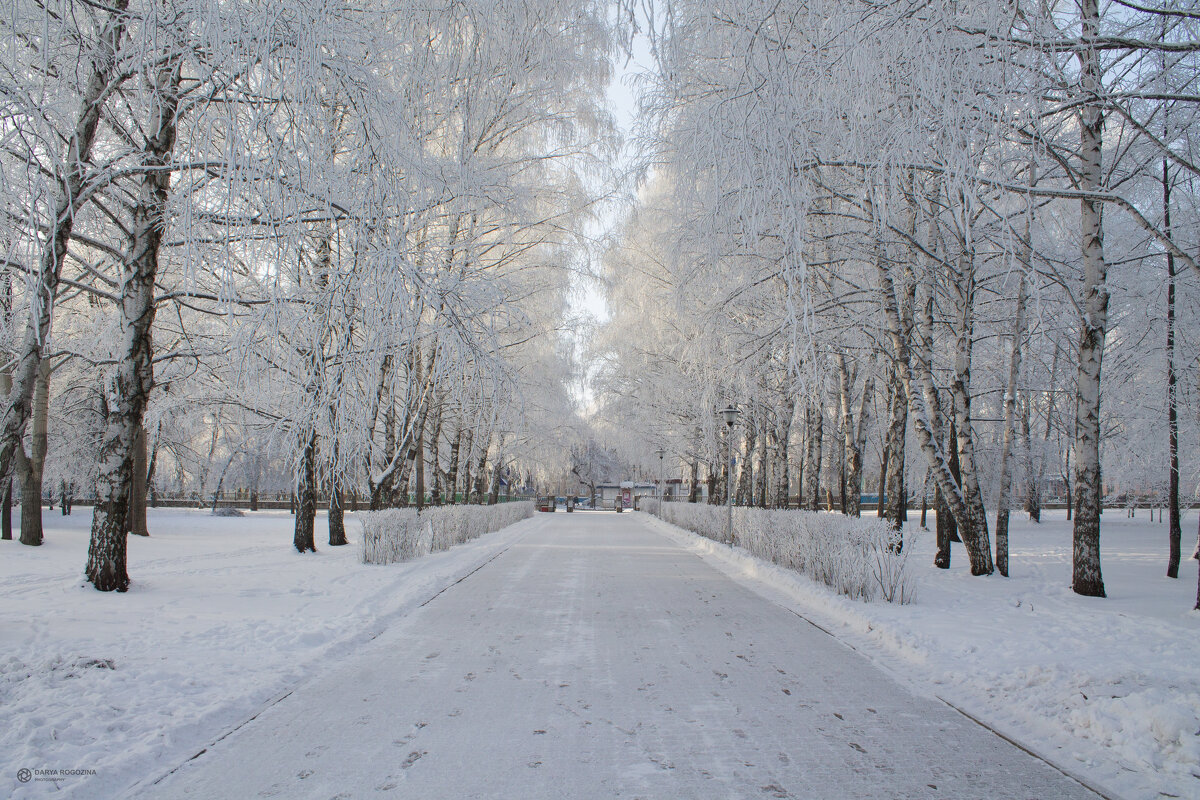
left=360, top=501, right=533, bottom=564
left=642, top=508, right=1200, bottom=800
left=0, top=508, right=540, bottom=799
left=644, top=500, right=916, bottom=603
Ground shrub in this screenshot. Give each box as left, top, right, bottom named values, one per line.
left=642, top=500, right=916, bottom=604
left=360, top=502, right=534, bottom=565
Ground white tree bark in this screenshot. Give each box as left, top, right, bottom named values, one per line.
left=87, top=53, right=182, bottom=592
left=995, top=271, right=1028, bottom=577
left=1071, top=0, right=1108, bottom=598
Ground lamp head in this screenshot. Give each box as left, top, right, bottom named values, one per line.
left=720, top=405, right=739, bottom=427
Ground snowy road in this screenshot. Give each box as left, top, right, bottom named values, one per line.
left=134, top=512, right=1100, bottom=800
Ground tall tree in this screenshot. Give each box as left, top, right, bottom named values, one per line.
left=87, top=43, right=183, bottom=591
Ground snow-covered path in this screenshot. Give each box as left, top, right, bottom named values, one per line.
left=135, top=512, right=1100, bottom=800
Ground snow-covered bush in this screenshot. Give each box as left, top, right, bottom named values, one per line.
left=643, top=501, right=916, bottom=604
left=360, top=502, right=534, bottom=565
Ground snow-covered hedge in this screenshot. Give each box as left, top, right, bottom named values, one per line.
left=360, top=502, right=534, bottom=565
left=643, top=500, right=916, bottom=604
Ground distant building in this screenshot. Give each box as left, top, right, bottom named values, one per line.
left=596, top=483, right=621, bottom=509
left=596, top=481, right=658, bottom=509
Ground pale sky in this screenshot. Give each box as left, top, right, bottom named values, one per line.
left=568, top=30, right=655, bottom=414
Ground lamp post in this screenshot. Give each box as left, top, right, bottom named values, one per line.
left=720, top=405, right=740, bottom=545
left=655, top=447, right=666, bottom=506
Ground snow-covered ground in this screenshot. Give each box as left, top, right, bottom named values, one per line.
left=0, top=508, right=543, bottom=798
left=644, top=508, right=1200, bottom=800
left=135, top=511, right=1099, bottom=800
left=0, top=506, right=1195, bottom=799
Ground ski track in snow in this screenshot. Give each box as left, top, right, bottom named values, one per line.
left=0, top=507, right=1194, bottom=799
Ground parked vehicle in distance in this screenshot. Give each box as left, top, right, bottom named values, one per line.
left=536, top=496, right=555, bottom=512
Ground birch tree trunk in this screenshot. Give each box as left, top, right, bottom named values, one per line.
left=388, top=350, right=437, bottom=507
left=429, top=394, right=444, bottom=506
left=735, top=422, right=755, bottom=505
left=18, top=360, right=49, bottom=546
left=293, top=229, right=332, bottom=534
left=1071, top=0, right=1108, bottom=597
left=365, top=355, right=393, bottom=509
left=328, top=475, right=346, bottom=546
left=874, top=233, right=992, bottom=574
left=839, top=354, right=872, bottom=519
left=126, top=425, right=148, bottom=537
left=882, top=363, right=908, bottom=532
left=415, top=409, right=426, bottom=510
left=328, top=429, right=346, bottom=547
left=852, top=379, right=873, bottom=518
left=460, top=427, right=474, bottom=505
left=877, top=438, right=888, bottom=520
left=921, top=293, right=953, bottom=568
left=146, top=419, right=161, bottom=509
left=837, top=354, right=857, bottom=517
left=919, top=471, right=929, bottom=530
left=717, top=447, right=728, bottom=506
left=472, top=437, right=489, bottom=504
left=87, top=54, right=181, bottom=591
left=446, top=423, right=463, bottom=504
left=1164, top=157, right=1181, bottom=579
left=1, top=479, right=10, bottom=540
left=689, top=429, right=702, bottom=503
left=756, top=425, right=769, bottom=508
left=796, top=407, right=806, bottom=508
left=372, top=395, right=396, bottom=509
left=293, top=430, right=318, bottom=553
left=487, top=439, right=504, bottom=505
left=882, top=189, right=917, bottom=533
left=995, top=272, right=1027, bottom=577
left=774, top=398, right=794, bottom=508
left=947, top=244, right=993, bottom=573
left=1020, top=394, right=1040, bottom=523
left=1034, top=342, right=1064, bottom=523
left=803, top=401, right=823, bottom=510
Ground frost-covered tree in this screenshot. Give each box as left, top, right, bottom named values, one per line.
left=1, top=0, right=615, bottom=589
left=600, top=0, right=1200, bottom=598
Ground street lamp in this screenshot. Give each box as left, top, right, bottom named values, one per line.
left=655, top=447, right=666, bottom=505
left=720, top=405, right=740, bottom=545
